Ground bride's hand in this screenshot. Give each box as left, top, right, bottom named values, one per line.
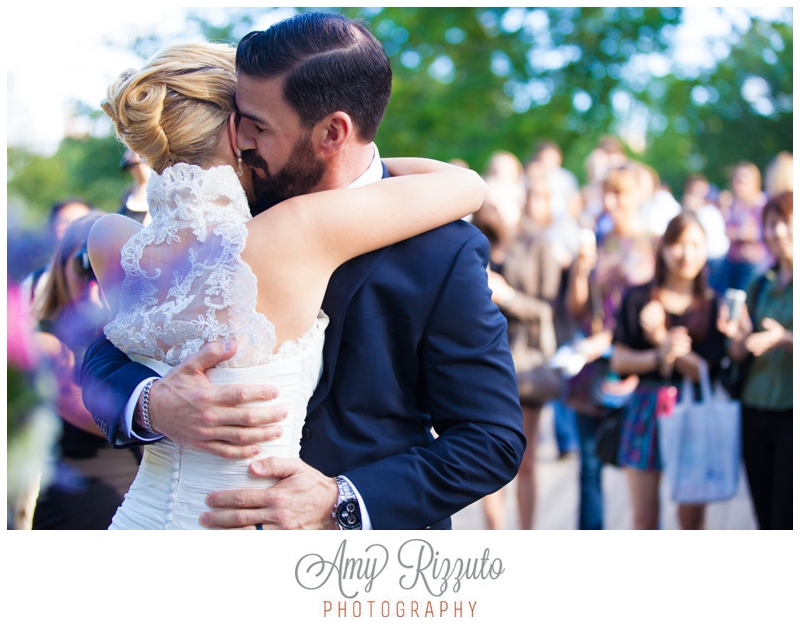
left=146, top=340, right=287, bottom=459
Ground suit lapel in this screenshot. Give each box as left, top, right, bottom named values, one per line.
left=307, top=162, right=392, bottom=413
left=308, top=245, right=391, bottom=413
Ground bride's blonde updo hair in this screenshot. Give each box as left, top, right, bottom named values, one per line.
left=102, top=42, right=237, bottom=174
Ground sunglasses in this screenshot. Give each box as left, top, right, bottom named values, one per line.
left=71, top=246, right=96, bottom=282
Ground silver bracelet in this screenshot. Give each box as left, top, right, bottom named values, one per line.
left=141, top=379, right=158, bottom=434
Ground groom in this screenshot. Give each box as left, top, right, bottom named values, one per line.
left=82, top=12, right=524, bottom=529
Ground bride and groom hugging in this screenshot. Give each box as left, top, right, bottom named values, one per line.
left=82, top=12, right=525, bottom=530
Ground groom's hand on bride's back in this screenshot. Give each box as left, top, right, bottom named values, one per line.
left=201, top=458, right=339, bottom=530
left=147, top=340, right=286, bottom=459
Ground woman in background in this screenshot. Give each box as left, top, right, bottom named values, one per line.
left=718, top=192, right=792, bottom=530
left=20, top=198, right=93, bottom=308
left=32, top=213, right=140, bottom=529
left=611, top=213, right=726, bottom=530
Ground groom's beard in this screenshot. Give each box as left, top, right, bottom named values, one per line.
left=242, top=131, right=326, bottom=216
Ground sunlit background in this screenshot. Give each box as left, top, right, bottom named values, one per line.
left=7, top=5, right=793, bottom=278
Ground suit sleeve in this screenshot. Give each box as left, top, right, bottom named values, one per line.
left=81, top=335, right=163, bottom=448
left=343, top=232, right=526, bottom=529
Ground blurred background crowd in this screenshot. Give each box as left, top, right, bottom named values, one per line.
left=468, top=142, right=792, bottom=531
left=7, top=7, right=793, bottom=530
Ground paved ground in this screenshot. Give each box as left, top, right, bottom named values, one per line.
left=453, top=405, right=758, bottom=530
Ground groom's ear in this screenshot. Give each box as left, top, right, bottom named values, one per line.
left=314, top=111, right=353, bottom=158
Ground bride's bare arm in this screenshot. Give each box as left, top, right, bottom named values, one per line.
left=380, top=157, right=469, bottom=180
left=250, top=158, right=486, bottom=272
left=87, top=214, right=143, bottom=319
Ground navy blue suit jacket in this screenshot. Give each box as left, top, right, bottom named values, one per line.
left=81, top=166, right=525, bottom=529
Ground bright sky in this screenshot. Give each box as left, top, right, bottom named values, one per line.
left=8, top=7, right=183, bottom=153
left=5, top=5, right=791, bottom=156
left=6, top=5, right=297, bottom=154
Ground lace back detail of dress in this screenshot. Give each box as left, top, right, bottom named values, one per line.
left=105, top=163, right=319, bottom=368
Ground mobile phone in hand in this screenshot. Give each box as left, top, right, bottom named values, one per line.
left=724, top=288, right=747, bottom=322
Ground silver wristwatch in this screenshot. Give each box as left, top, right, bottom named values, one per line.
left=332, top=476, right=362, bottom=530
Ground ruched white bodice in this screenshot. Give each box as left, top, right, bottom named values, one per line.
left=109, top=313, right=327, bottom=530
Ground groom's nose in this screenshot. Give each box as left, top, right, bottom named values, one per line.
left=235, top=118, right=259, bottom=151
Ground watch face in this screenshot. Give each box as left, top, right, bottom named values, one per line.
left=337, top=500, right=361, bottom=529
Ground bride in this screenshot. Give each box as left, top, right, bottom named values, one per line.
left=89, top=42, right=486, bottom=529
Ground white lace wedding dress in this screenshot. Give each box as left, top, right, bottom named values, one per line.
left=106, top=163, right=328, bottom=530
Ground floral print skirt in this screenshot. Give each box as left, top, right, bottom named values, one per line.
left=617, top=384, right=666, bottom=471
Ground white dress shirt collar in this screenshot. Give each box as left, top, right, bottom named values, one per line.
left=345, top=143, right=383, bottom=189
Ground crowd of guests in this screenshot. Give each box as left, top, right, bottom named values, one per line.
left=10, top=138, right=792, bottom=530
left=471, top=139, right=792, bottom=530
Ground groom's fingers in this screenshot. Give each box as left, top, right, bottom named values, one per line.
left=249, top=456, right=303, bottom=479
left=202, top=459, right=338, bottom=529
left=205, top=485, right=278, bottom=510
left=210, top=425, right=284, bottom=445
left=181, top=340, right=238, bottom=373
left=213, top=384, right=281, bottom=409
left=200, top=508, right=279, bottom=529
left=202, top=488, right=282, bottom=528
left=200, top=441, right=263, bottom=459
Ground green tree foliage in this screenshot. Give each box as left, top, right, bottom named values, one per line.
left=637, top=18, right=793, bottom=190
left=8, top=134, right=131, bottom=222
left=345, top=7, right=791, bottom=189
left=351, top=7, right=684, bottom=178
left=7, top=7, right=792, bottom=228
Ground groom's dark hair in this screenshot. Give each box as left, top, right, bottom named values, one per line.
left=236, top=12, right=392, bottom=143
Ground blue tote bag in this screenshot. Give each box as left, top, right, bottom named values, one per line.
left=657, top=360, right=741, bottom=504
